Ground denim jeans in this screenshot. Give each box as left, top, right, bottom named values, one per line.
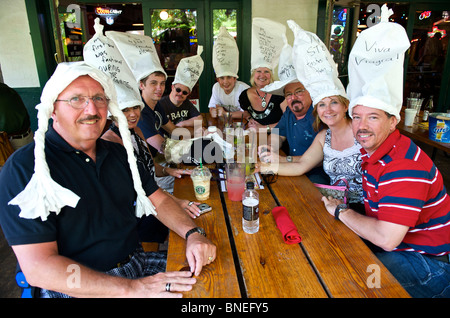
left=376, top=251, right=450, bottom=298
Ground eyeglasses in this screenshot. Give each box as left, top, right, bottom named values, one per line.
left=55, top=95, right=109, bottom=109
left=175, top=87, right=189, bottom=96
left=285, top=89, right=307, bottom=100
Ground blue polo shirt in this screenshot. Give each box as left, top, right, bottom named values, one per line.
left=274, top=105, right=317, bottom=156
left=0, top=125, right=159, bottom=271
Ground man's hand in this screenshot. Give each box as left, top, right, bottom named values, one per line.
left=130, top=271, right=196, bottom=298
left=321, top=196, right=344, bottom=217
left=185, top=233, right=216, bottom=276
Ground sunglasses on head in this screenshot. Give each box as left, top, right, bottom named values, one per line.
left=175, top=87, right=189, bottom=96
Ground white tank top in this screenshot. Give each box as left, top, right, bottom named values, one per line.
left=323, top=129, right=363, bottom=203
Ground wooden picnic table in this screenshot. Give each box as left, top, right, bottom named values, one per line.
left=166, top=168, right=410, bottom=298
left=268, top=175, right=410, bottom=298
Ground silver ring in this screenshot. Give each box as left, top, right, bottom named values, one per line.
left=188, top=201, right=194, bottom=206
left=165, top=283, right=171, bottom=292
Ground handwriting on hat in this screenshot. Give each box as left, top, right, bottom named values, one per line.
left=305, top=43, right=333, bottom=74
left=256, top=28, right=278, bottom=63
left=214, top=43, right=231, bottom=66
left=354, top=42, right=401, bottom=66
left=84, top=30, right=134, bottom=92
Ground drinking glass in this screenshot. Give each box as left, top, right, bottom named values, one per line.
left=226, top=163, right=246, bottom=201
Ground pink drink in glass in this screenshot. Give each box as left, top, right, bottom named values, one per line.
left=227, top=176, right=245, bottom=201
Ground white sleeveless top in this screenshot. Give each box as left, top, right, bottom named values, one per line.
left=323, top=129, right=363, bottom=204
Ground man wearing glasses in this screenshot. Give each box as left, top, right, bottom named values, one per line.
left=265, top=82, right=315, bottom=160
left=0, top=63, right=216, bottom=297
left=160, top=48, right=204, bottom=137
left=159, top=83, right=202, bottom=136
left=263, top=81, right=329, bottom=184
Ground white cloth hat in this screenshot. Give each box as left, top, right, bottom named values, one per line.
left=347, top=5, right=410, bottom=121
left=261, top=43, right=298, bottom=96
left=105, top=30, right=167, bottom=82
left=289, top=20, right=347, bottom=106
left=8, top=62, right=156, bottom=220
left=213, top=26, right=239, bottom=78
left=173, top=45, right=204, bottom=91
left=251, top=18, right=287, bottom=72
left=84, top=18, right=144, bottom=111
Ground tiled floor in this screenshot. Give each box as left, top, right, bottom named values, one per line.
left=0, top=140, right=448, bottom=298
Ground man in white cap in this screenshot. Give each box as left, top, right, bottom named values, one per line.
left=138, top=71, right=176, bottom=154
left=208, top=26, right=250, bottom=119
left=322, top=5, right=450, bottom=298
left=261, top=43, right=316, bottom=159
left=260, top=33, right=329, bottom=184
left=0, top=62, right=216, bottom=298
left=160, top=46, right=204, bottom=134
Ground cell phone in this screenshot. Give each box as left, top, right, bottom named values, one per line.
left=198, top=203, right=212, bottom=215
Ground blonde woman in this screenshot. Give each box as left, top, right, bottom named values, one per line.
left=238, top=67, right=286, bottom=130
left=259, top=95, right=363, bottom=206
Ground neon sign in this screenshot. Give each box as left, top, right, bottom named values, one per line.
left=95, top=7, right=123, bottom=15
left=428, top=26, right=446, bottom=38
left=419, top=11, right=431, bottom=20
left=95, top=7, right=122, bottom=25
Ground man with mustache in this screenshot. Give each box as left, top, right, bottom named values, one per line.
left=263, top=81, right=329, bottom=183
left=322, top=5, right=450, bottom=298
left=0, top=63, right=216, bottom=297
left=159, top=83, right=202, bottom=135
left=322, top=103, right=450, bottom=298
left=276, top=82, right=315, bottom=157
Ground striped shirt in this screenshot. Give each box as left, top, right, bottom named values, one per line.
left=361, top=130, right=450, bottom=256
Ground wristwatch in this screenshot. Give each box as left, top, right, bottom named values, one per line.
left=286, top=156, right=293, bottom=162
left=185, top=227, right=206, bottom=240
left=334, top=204, right=348, bottom=221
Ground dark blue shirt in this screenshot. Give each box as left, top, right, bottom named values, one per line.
left=0, top=125, right=159, bottom=271
left=137, top=100, right=169, bottom=140
left=274, top=106, right=317, bottom=156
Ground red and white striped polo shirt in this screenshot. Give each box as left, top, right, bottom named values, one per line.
left=361, top=130, right=450, bottom=256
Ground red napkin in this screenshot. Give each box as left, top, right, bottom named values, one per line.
left=272, top=206, right=302, bottom=244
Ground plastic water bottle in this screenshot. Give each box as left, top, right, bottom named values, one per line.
left=242, top=181, right=259, bottom=234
